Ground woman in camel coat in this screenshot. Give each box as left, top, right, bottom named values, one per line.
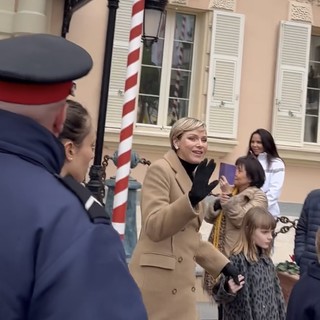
left=129, top=118, right=237, bottom=320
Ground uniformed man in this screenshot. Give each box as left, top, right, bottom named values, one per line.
left=0, top=34, right=147, bottom=319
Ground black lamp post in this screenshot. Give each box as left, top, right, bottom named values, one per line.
left=86, top=0, right=120, bottom=203
left=61, top=0, right=93, bottom=38
left=86, top=0, right=168, bottom=204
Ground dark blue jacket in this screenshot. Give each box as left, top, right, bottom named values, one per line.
left=0, top=110, right=147, bottom=320
left=294, top=189, right=320, bottom=275
left=286, top=261, right=320, bottom=320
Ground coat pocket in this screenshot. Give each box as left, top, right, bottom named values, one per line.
left=139, top=253, right=176, bottom=270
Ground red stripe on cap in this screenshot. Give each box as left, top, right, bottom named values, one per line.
left=0, top=81, right=73, bottom=105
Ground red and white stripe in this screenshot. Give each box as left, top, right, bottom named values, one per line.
left=112, top=0, right=145, bottom=238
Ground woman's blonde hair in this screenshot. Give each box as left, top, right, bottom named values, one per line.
left=169, top=117, right=206, bottom=150
left=232, top=206, right=276, bottom=262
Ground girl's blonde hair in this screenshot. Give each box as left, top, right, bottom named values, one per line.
left=169, top=117, right=206, bottom=150
left=232, top=206, right=276, bottom=262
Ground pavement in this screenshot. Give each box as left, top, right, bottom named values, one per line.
left=197, top=302, right=218, bottom=320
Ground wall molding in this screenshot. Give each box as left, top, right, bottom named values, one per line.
left=289, top=1, right=313, bottom=23
left=209, top=0, right=235, bottom=11
left=168, top=0, right=187, bottom=6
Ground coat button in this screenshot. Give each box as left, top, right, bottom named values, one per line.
left=195, top=227, right=199, bottom=232
left=172, top=289, right=177, bottom=295
left=181, top=227, right=185, bottom=231
left=178, top=257, right=183, bottom=263
left=191, top=286, right=196, bottom=292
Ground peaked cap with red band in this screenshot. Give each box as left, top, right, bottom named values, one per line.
left=0, top=34, right=93, bottom=105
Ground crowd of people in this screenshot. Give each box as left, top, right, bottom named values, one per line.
left=0, top=33, right=319, bottom=320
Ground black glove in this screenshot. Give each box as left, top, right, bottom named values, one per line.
left=189, top=159, right=218, bottom=206
left=221, top=262, right=241, bottom=285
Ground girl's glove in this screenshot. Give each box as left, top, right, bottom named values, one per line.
left=221, top=262, right=241, bottom=285
left=189, top=159, right=218, bottom=206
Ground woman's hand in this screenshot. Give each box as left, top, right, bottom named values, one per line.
left=219, top=176, right=233, bottom=194
left=227, top=275, right=245, bottom=294
left=189, top=159, right=219, bottom=206
left=220, top=192, right=232, bottom=205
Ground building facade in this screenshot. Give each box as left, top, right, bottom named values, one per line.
left=1, top=0, right=320, bottom=209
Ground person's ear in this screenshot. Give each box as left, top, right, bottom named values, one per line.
left=64, top=141, right=74, bottom=161
left=53, top=103, right=67, bottom=136
left=173, top=138, right=180, bottom=150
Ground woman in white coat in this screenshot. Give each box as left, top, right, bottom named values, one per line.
left=247, top=128, right=285, bottom=217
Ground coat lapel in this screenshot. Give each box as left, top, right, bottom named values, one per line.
left=163, top=150, right=202, bottom=226
left=164, top=150, right=192, bottom=195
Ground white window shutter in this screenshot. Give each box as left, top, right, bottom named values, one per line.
left=106, top=0, right=132, bottom=128
left=272, top=21, right=311, bottom=146
left=206, top=11, right=245, bottom=138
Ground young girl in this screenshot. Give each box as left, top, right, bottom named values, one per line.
left=212, top=206, right=286, bottom=320
left=247, top=129, right=285, bottom=217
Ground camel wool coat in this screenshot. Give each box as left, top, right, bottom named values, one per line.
left=129, top=150, right=229, bottom=320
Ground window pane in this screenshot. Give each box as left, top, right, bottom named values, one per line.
left=167, top=99, right=188, bottom=126
left=304, top=113, right=318, bottom=142
left=141, top=39, right=164, bottom=67
left=168, top=13, right=195, bottom=126
left=137, top=12, right=196, bottom=127
left=174, top=14, right=195, bottom=42
left=305, top=37, right=320, bottom=142
left=172, top=41, right=194, bottom=70
left=140, top=66, right=161, bottom=95
left=137, top=22, right=165, bottom=124
left=137, top=96, right=159, bottom=124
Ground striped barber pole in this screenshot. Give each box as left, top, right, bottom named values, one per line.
left=112, top=0, right=145, bottom=238
left=172, top=15, right=187, bottom=121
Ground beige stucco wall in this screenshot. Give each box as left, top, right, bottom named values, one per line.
left=0, top=0, right=320, bottom=203
left=52, top=0, right=320, bottom=205
left=57, top=0, right=107, bottom=130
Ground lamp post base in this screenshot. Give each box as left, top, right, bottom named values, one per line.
left=86, top=164, right=106, bottom=205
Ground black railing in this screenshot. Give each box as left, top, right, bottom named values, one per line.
left=274, top=216, right=298, bottom=238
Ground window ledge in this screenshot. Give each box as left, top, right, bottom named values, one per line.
left=104, top=128, right=238, bottom=158
left=278, top=145, right=320, bottom=167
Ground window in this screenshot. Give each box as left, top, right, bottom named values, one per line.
left=106, top=2, right=244, bottom=149
left=106, top=2, right=197, bottom=129
left=137, top=12, right=196, bottom=127
left=305, top=31, right=320, bottom=143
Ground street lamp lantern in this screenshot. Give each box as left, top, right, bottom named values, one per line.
left=61, top=0, right=93, bottom=38
left=142, top=0, right=168, bottom=48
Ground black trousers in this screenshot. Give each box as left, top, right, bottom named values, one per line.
left=218, top=304, right=223, bottom=320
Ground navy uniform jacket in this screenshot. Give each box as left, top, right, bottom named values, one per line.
left=286, top=261, right=320, bottom=320
left=0, top=109, right=147, bottom=320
